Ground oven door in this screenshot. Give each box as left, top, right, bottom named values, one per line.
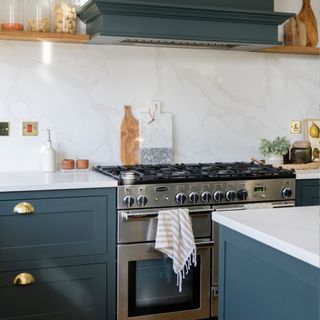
left=117, top=240, right=212, bottom=320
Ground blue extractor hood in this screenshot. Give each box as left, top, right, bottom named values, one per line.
left=78, top=0, right=294, bottom=50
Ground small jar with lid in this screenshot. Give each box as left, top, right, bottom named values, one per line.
left=26, top=0, right=50, bottom=32
left=51, top=0, right=79, bottom=34
left=0, top=0, right=25, bottom=31
left=290, top=141, right=312, bottom=164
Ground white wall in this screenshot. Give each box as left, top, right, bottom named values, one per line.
left=0, top=1, right=319, bottom=171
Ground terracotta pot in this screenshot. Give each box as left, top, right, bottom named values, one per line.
left=76, top=159, right=89, bottom=169
left=61, top=159, right=75, bottom=170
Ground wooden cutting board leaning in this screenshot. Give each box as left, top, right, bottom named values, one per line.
left=120, top=105, right=140, bottom=166
left=139, top=102, right=173, bottom=164
left=284, top=17, right=307, bottom=46
left=297, top=0, right=318, bottom=47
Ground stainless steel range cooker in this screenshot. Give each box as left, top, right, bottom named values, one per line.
left=94, top=162, right=296, bottom=320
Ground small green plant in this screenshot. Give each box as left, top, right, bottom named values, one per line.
left=259, top=136, right=291, bottom=157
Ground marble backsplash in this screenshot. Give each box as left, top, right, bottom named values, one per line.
left=0, top=41, right=319, bottom=171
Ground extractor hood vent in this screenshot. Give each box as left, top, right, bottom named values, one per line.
left=79, top=0, right=294, bottom=50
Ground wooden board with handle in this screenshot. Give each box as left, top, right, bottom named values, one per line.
left=120, top=105, right=139, bottom=166
left=297, top=0, right=318, bottom=47
left=284, top=17, right=307, bottom=47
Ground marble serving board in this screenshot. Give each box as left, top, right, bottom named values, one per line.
left=139, top=106, right=173, bottom=164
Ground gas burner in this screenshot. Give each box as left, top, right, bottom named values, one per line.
left=94, top=162, right=295, bottom=185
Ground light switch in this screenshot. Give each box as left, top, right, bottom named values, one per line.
left=290, top=120, right=301, bottom=134
left=22, top=121, right=38, bottom=136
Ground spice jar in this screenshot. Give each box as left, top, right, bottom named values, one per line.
left=26, top=0, right=50, bottom=32
left=0, top=0, right=25, bottom=31
left=52, top=0, right=78, bottom=34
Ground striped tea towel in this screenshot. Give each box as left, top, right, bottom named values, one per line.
left=155, top=208, right=197, bottom=292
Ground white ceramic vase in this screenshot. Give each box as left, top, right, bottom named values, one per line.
left=265, top=154, right=284, bottom=166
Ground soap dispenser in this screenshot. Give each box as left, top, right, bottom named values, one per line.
left=42, top=129, right=56, bottom=172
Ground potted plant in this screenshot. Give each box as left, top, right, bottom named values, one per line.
left=259, top=136, right=291, bottom=166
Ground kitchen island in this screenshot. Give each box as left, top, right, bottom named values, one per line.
left=213, top=206, right=320, bottom=320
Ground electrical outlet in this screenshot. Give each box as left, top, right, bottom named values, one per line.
left=290, top=120, right=301, bottom=134
left=0, top=122, right=9, bottom=136
left=22, top=121, right=38, bottom=136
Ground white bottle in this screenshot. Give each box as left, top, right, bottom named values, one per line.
left=42, top=129, right=56, bottom=172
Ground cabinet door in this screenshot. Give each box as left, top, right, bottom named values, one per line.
left=0, top=264, right=107, bottom=320
left=0, top=195, right=107, bottom=262
left=296, top=179, right=320, bottom=206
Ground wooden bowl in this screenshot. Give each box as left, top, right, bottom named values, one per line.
left=61, top=159, right=75, bottom=170
left=76, top=159, right=89, bottom=169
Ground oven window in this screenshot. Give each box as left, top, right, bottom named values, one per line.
left=128, top=256, right=200, bottom=316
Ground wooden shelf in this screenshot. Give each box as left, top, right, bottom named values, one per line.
left=256, top=45, right=319, bottom=56
left=0, top=31, right=90, bottom=44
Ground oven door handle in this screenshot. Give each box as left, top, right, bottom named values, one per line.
left=214, top=206, right=246, bottom=212
left=122, top=208, right=213, bottom=221
left=195, top=241, right=214, bottom=249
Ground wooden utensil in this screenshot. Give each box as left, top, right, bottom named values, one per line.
left=297, top=0, right=318, bottom=47
left=120, top=105, right=140, bottom=166
left=284, top=17, right=307, bottom=47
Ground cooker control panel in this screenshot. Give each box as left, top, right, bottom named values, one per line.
left=118, top=179, right=296, bottom=209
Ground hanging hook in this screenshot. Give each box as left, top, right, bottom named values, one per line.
left=147, top=103, right=158, bottom=125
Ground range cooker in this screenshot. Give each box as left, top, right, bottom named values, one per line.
left=94, top=162, right=296, bottom=320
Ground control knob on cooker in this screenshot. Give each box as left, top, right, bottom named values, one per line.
left=201, top=191, right=211, bottom=203
left=225, top=190, right=237, bottom=201
left=237, top=189, right=248, bottom=201
left=188, top=192, right=200, bottom=204
left=176, top=192, right=187, bottom=205
left=123, top=195, right=134, bottom=208
left=136, top=195, right=148, bottom=207
left=213, top=191, right=224, bottom=202
left=282, top=187, right=293, bottom=199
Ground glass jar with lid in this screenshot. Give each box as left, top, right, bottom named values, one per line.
left=26, top=0, right=50, bottom=32
left=52, top=0, right=79, bottom=34
left=0, top=0, right=25, bottom=31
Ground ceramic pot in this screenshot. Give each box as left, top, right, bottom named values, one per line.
left=265, top=154, right=284, bottom=166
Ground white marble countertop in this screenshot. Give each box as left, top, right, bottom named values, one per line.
left=0, top=171, right=117, bottom=192
left=295, top=169, right=319, bottom=180
left=212, top=206, right=320, bottom=268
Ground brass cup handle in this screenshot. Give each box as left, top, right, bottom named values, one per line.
left=13, top=273, right=36, bottom=286
left=13, top=202, right=35, bottom=215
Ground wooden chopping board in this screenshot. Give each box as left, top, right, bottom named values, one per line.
left=280, top=162, right=320, bottom=170
left=297, top=0, right=318, bottom=47
left=120, top=105, right=139, bottom=166
left=284, top=17, right=307, bottom=47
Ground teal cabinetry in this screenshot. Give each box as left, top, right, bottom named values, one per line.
left=0, top=188, right=116, bottom=320
left=218, top=226, right=320, bottom=320
left=296, top=179, right=320, bottom=206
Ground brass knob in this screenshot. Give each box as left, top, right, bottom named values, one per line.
left=13, top=273, right=35, bottom=285
left=13, top=202, right=35, bottom=215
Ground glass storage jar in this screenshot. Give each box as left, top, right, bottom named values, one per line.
left=0, top=0, right=25, bottom=31
left=52, top=0, right=79, bottom=34
left=26, top=0, right=50, bottom=32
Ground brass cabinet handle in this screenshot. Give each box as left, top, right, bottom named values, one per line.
left=13, top=273, right=36, bottom=285
left=13, top=202, right=35, bottom=215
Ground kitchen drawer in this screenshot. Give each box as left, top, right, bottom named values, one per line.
left=0, top=195, right=107, bottom=263
left=0, top=264, right=106, bottom=320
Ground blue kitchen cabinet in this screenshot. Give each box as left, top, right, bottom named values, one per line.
left=218, top=226, right=320, bottom=320
left=0, top=188, right=116, bottom=320
left=296, top=179, right=320, bottom=206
